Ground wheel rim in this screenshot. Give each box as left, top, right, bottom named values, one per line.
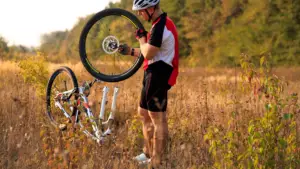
left=48, top=70, right=77, bottom=127
left=80, top=11, right=143, bottom=81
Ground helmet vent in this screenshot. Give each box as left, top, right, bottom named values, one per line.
left=137, top=0, right=144, bottom=5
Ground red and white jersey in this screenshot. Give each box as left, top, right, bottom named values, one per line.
left=144, top=12, right=179, bottom=86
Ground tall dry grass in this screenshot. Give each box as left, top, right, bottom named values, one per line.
left=0, top=60, right=299, bottom=168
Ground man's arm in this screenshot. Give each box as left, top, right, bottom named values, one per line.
left=137, top=37, right=160, bottom=60
left=118, top=38, right=160, bottom=59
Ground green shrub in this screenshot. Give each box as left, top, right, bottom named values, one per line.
left=204, top=55, right=300, bottom=168
left=18, top=52, right=49, bottom=97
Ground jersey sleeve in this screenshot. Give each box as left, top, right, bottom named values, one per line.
left=148, top=17, right=166, bottom=48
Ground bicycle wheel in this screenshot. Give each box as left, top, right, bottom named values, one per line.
left=79, top=8, right=144, bottom=82
left=46, top=66, right=79, bottom=128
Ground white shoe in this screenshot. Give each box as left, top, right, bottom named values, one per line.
left=139, top=158, right=151, bottom=165
left=133, top=153, right=151, bottom=164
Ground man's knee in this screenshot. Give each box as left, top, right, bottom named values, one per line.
left=138, top=107, right=151, bottom=122
left=149, top=111, right=166, bottom=124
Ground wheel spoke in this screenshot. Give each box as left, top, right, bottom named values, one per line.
left=79, top=8, right=144, bottom=82
left=46, top=67, right=78, bottom=129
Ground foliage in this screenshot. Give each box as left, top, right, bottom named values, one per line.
left=0, top=36, right=9, bottom=53
left=2, top=58, right=300, bottom=168
left=204, top=55, right=300, bottom=168
left=126, top=115, right=143, bottom=151
left=40, top=120, right=96, bottom=169
left=0, top=36, right=9, bottom=60
left=2, top=1, right=300, bottom=66
left=39, top=30, right=69, bottom=62
left=18, top=53, right=49, bottom=97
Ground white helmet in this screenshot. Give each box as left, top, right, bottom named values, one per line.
left=132, top=0, right=160, bottom=11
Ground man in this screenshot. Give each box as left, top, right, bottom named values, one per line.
left=118, top=0, right=179, bottom=167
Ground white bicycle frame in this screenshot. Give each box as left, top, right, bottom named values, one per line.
left=54, top=81, right=119, bottom=144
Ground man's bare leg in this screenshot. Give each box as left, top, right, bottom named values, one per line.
left=138, top=107, right=154, bottom=157
left=149, top=111, right=168, bottom=167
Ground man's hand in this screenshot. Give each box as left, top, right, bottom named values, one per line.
left=118, top=44, right=131, bottom=55
left=135, top=28, right=148, bottom=40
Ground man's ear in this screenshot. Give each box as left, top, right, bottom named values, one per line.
left=149, top=6, right=155, bottom=13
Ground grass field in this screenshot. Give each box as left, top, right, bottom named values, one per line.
left=0, top=60, right=299, bottom=169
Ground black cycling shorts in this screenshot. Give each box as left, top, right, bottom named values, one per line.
left=139, top=61, right=172, bottom=112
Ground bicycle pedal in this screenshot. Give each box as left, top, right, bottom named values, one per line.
left=103, top=128, right=112, bottom=136
left=59, top=124, right=67, bottom=131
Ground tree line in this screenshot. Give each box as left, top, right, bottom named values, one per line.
left=1, top=0, right=300, bottom=66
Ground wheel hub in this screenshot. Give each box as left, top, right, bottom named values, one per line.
left=102, top=36, right=119, bottom=54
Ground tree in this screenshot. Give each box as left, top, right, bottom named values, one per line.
left=0, top=36, right=9, bottom=60
left=32, top=0, right=300, bottom=66
left=39, top=30, right=69, bottom=61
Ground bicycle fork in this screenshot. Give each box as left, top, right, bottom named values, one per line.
left=98, top=86, right=119, bottom=138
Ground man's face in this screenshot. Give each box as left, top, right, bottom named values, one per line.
left=136, top=7, right=154, bottom=21
left=137, top=9, right=149, bottom=21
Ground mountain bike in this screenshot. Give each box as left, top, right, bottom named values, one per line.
left=46, top=66, right=119, bottom=143
left=79, top=8, right=145, bottom=82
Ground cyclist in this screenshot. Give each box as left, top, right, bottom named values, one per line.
left=118, top=0, right=179, bottom=167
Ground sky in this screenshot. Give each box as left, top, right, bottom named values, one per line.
left=0, top=0, right=119, bottom=47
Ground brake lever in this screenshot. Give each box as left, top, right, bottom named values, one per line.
left=89, top=79, right=103, bottom=87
